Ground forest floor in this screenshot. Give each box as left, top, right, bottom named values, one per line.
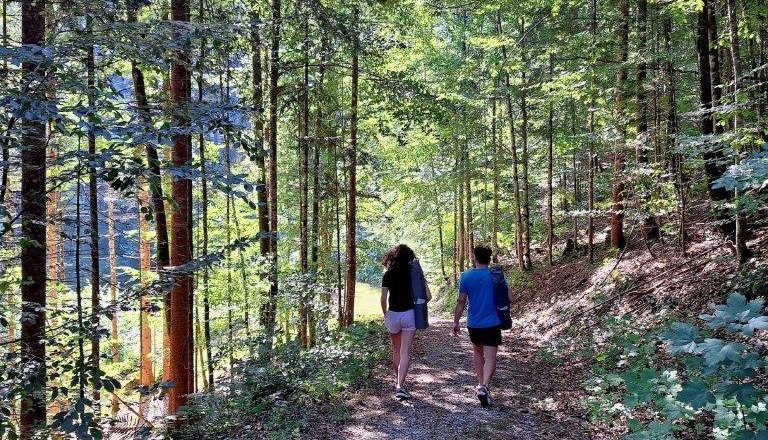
left=313, top=318, right=593, bottom=440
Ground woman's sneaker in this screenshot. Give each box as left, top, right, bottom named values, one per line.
left=395, top=387, right=412, bottom=400
left=476, top=385, right=490, bottom=407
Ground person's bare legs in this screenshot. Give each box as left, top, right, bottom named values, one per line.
left=390, top=332, right=402, bottom=381
left=472, top=344, right=485, bottom=385
left=397, top=329, right=416, bottom=388
left=482, top=345, right=498, bottom=387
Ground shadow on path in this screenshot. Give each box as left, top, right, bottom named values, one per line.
left=315, top=318, right=593, bottom=440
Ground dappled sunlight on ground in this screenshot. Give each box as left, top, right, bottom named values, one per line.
left=313, top=318, right=592, bottom=440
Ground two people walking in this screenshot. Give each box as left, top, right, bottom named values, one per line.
left=380, top=244, right=512, bottom=406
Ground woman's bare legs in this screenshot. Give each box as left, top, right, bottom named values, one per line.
left=397, top=330, right=416, bottom=388
left=390, top=332, right=402, bottom=380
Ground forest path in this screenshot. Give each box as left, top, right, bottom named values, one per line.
left=317, top=318, right=593, bottom=440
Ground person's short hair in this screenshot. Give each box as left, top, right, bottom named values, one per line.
left=474, top=245, right=493, bottom=265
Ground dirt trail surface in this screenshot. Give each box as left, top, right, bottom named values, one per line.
left=315, top=318, right=593, bottom=440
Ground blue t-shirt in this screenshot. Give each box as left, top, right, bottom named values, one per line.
left=459, top=268, right=501, bottom=328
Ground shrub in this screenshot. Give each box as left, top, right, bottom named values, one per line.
left=587, top=293, right=768, bottom=439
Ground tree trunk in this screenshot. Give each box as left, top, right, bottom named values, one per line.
left=334, top=134, right=344, bottom=324
left=343, top=10, right=359, bottom=328
left=265, top=0, right=282, bottom=346
left=696, top=0, right=732, bottom=235
left=707, top=2, right=724, bottom=136
left=464, top=147, right=474, bottom=264
left=637, top=0, right=660, bottom=241
left=200, top=0, right=214, bottom=389
left=588, top=0, right=597, bottom=263
left=127, top=4, right=170, bottom=381
left=107, top=189, right=119, bottom=415
left=138, top=182, right=153, bottom=414
left=636, top=0, right=649, bottom=164
left=168, top=0, right=193, bottom=416
left=497, top=12, right=524, bottom=271
left=663, top=17, right=684, bottom=255
left=491, top=93, right=499, bottom=263
left=298, top=1, right=310, bottom=347
left=725, top=0, right=748, bottom=262
left=457, top=153, right=465, bottom=272
left=86, top=13, right=101, bottom=412
left=547, top=53, right=554, bottom=266
left=611, top=0, right=629, bottom=250
left=19, top=0, right=47, bottom=436
left=222, top=63, right=235, bottom=372
left=519, top=20, right=532, bottom=268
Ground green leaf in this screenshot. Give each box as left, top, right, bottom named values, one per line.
left=676, top=380, right=715, bottom=410
left=660, top=322, right=700, bottom=354
left=716, top=383, right=763, bottom=406
left=698, top=339, right=744, bottom=366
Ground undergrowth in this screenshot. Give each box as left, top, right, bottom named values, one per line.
left=584, top=271, right=768, bottom=439
left=174, top=320, right=386, bottom=440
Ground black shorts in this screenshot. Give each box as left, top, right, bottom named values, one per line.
left=468, top=326, right=502, bottom=347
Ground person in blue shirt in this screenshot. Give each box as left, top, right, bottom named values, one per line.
left=452, top=245, right=512, bottom=407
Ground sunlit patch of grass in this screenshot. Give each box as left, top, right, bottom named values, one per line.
left=355, top=282, right=382, bottom=319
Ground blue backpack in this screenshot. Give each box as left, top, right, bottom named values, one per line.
left=409, top=259, right=430, bottom=330
left=490, top=266, right=512, bottom=330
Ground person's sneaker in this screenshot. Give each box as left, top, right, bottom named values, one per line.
left=395, top=387, right=412, bottom=400
left=476, top=385, right=490, bottom=407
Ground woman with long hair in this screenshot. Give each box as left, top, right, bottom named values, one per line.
left=380, top=244, right=430, bottom=399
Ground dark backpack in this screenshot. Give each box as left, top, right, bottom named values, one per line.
left=409, top=259, right=429, bottom=330
left=490, top=266, right=512, bottom=330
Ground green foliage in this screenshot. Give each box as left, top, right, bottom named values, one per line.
left=177, top=320, right=386, bottom=440
left=587, top=292, right=768, bottom=439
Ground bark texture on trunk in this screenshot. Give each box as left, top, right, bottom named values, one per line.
left=168, top=0, right=193, bottom=416
left=20, top=0, right=47, bottom=436
left=343, top=10, right=359, bottom=327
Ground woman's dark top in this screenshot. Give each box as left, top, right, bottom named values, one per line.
left=382, top=267, right=413, bottom=312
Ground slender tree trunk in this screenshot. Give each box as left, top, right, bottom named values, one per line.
left=432, top=164, right=447, bottom=279
left=571, top=107, right=579, bottom=247
left=519, top=20, right=532, bottom=268
left=168, top=0, right=193, bottom=416
left=452, top=186, right=458, bottom=280
left=343, top=10, right=359, bottom=327
left=725, top=0, right=748, bottom=262
left=637, top=0, right=660, bottom=240
left=491, top=94, right=499, bottom=263
left=199, top=0, right=214, bottom=389
left=19, top=0, right=47, bottom=436
left=334, top=136, right=343, bottom=324
left=707, top=2, right=724, bottom=136
left=0, top=0, right=7, bottom=204
left=457, top=153, right=465, bottom=271
left=588, top=0, right=597, bottom=263
left=45, top=119, right=60, bottom=417
left=127, top=5, right=170, bottom=381
left=611, top=0, right=629, bottom=250
left=464, top=147, right=474, bottom=263
left=636, top=0, right=649, bottom=164
left=222, top=65, right=234, bottom=372
left=663, top=17, right=684, bottom=255
left=107, top=189, right=119, bottom=415
left=265, top=0, right=282, bottom=346
left=138, top=182, right=153, bottom=414
left=497, top=12, right=524, bottom=270
left=696, top=0, right=732, bottom=236
left=298, top=1, right=310, bottom=346
left=308, top=38, right=327, bottom=347
left=75, top=151, right=86, bottom=406
left=547, top=53, right=554, bottom=266
left=251, top=6, right=271, bottom=341
left=86, top=13, right=101, bottom=412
